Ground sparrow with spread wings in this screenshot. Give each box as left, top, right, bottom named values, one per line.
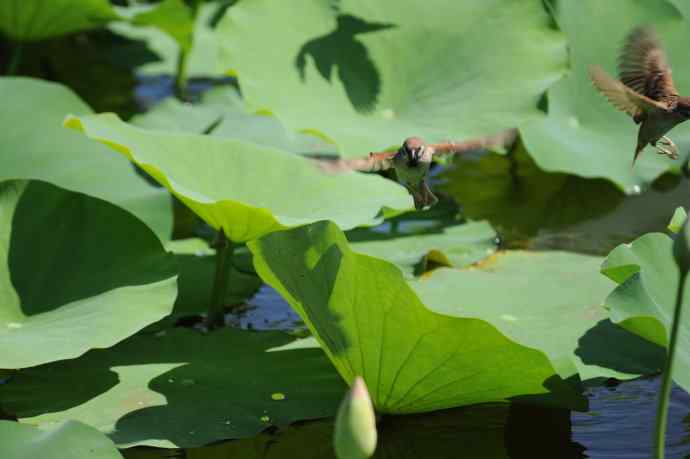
left=589, top=26, right=690, bottom=164
left=316, top=130, right=516, bottom=210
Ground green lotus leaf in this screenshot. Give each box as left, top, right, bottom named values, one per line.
left=0, top=0, right=119, bottom=41
left=249, top=221, right=585, bottom=414
left=217, top=0, right=567, bottom=157
left=601, top=232, right=690, bottom=392
left=65, top=113, right=411, bottom=243
left=128, top=0, right=194, bottom=52
left=0, top=328, right=346, bottom=448
left=132, top=87, right=337, bottom=155
left=520, top=0, right=690, bottom=191
left=0, top=77, right=171, bottom=239
left=0, top=420, right=123, bottom=459
left=412, top=251, right=663, bottom=382
left=350, top=220, right=497, bottom=277
left=0, top=181, right=177, bottom=369
left=668, top=207, right=688, bottom=234
left=109, top=2, right=222, bottom=78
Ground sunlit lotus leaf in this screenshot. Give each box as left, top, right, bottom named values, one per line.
left=0, top=420, right=123, bottom=459
left=129, top=0, right=194, bottom=52
left=250, top=221, right=585, bottom=413
left=217, top=0, right=567, bottom=157
left=0, top=181, right=177, bottom=369
left=66, top=113, right=411, bottom=243
left=0, top=328, right=346, bottom=448
left=413, top=251, right=663, bottom=382
left=0, top=0, right=119, bottom=41
left=520, top=0, right=690, bottom=191
left=601, top=232, right=690, bottom=392
left=0, top=77, right=171, bottom=239
left=350, top=220, right=497, bottom=277
left=132, top=87, right=337, bottom=155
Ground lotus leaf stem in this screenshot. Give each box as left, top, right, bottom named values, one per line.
left=7, top=43, right=22, bottom=75
left=654, top=269, right=687, bottom=458
left=205, top=229, right=233, bottom=329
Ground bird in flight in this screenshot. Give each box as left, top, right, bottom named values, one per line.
left=589, top=26, right=690, bottom=164
left=315, top=130, right=516, bottom=210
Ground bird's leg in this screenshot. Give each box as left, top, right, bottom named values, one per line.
left=657, top=136, right=679, bottom=159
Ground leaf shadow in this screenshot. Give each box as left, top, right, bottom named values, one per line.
left=295, top=14, right=396, bottom=113
left=575, top=319, right=665, bottom=377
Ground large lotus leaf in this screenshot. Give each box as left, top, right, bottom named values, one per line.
left=0, top=181, right=177, bottom=369
left=0, top=421, right=123, bottom=459
left=350, top=220, right=497, bottom=277
left=601, top=232, right=690, bottom=392
left=411, top=251, right=664, bottom=383
left=217, top=0, right=567, bottom=157
left=0, top=0, right=119, bottom=41
left=0, top=328, right=346, bottom=448
left=131, top=87, right=337, bottom=155
left=65, top=113, right=411, bottom=242
left=109, top=2, right=222, bottom=78
left=249, top=221, right=584, bottom=414
left=0, top=77, right=171, bottom=239
left=520, top=0, right=690, bottom=191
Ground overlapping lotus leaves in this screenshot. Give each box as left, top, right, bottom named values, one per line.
left=249, top=221, right=584, bottom=414
left=413, top=252, right=663, bottom=382
left=109, top=2, right=223, bottom=78
left=0, top=181, right=177, bottom=369
left=0, top=328, right=346, bottom=448
left=0, top=0, right=119, bottom=41
left=520, top=0, right=690, bottom=191
left=0, top=421, right=123, bottom=459
left=350, top=221, right=497, bottom=277
left=0, top=78, right=171, bottom=238
left=132, top=87, right=337, bottom=155
left=601, top=232, right=690, bottom=392
left=65, top=113, right=411, bottom=242
left=217, top=0, right=567, bottom=157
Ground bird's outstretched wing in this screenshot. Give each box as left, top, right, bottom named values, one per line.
left=313, top=152, right=394, bottom=173
left=618, top=26, right=678, bottom=106
left=588, top=64, right=667, bottom=117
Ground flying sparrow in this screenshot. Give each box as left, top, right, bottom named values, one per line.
left=589, top=26, right=690, bottom=164
left=316, top=130, right=517, bottom=210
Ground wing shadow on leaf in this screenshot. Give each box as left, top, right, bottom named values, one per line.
left=575, top=319, right=665, bottom=377
left=295, top=14, right=396, bottom=113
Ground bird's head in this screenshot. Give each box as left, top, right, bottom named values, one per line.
left=398, top=137, right=426, bottom=166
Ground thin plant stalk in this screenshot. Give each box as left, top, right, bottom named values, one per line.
left=654, top=269, right=687, bottom=459
left=205, top=229, right=234, bottom=329
left=174, top=49, right=190, bottom=101
left=6, top=43, right=23, bottom=75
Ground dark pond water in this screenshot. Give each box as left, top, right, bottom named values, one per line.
left=130, top=78, right=690, bottom=458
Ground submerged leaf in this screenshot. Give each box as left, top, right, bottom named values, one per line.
left=0, top=181, right=177, bottom=369
left=217, top=0, right=567, bottom=156
left=66, top=113, right=411, bottom=242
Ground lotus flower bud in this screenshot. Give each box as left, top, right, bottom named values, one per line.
left=334, top=377, right=377, bottom=459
